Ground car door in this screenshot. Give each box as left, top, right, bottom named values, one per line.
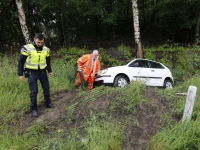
left=147, top=61, right=165, bottom=86
left=135, top=60, right=153, bottom=85
left=128, top=60, right=151, bottom=84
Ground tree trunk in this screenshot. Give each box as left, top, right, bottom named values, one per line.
left=15, top=0, right=31, bottom=44
left=132, top=0, right=143, bottom=58
left=195, top=12, right=200, bottom=44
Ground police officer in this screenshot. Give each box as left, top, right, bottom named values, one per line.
left=17, top=33, right=54, bottom=117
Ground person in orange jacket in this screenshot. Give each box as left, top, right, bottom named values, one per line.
left=75, top=50, right=101, bottom=90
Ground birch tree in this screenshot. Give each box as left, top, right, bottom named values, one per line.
left=132, top=0, right=143, bottom=58
left=15, top=0, right=31, bottom=44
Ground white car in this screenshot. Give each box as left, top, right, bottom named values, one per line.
left=95, top=58, right=174, bottom=88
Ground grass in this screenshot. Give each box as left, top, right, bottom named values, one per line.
left=1, top=45, right=200, bottom=149
left=0, top=54, right=128, bottom=150
left=147, top=74, right=200, bottom=150
left=149, top=120, right=200, bottom=150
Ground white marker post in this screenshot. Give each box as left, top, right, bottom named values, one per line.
left=182, top=86, right=197, bottom=122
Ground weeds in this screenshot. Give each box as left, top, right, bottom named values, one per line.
left=1, top=44, right=200, bottom=149
left=149, top=121, right=200, bottom=150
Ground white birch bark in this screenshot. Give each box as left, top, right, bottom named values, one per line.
left=132, top=0, right=143, bottom=58
left=15, top=0, right=31, bottom=44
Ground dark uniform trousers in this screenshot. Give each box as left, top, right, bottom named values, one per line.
left=27, top=70, right=50, bottom=110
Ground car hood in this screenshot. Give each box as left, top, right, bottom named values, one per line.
left=100, top=65, right=126, bottom=75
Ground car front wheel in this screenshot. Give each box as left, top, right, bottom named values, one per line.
left=114, top=75, right=128, bottom=88
left=163, top=79, right=173, bottom=88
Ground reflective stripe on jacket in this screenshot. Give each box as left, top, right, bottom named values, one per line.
left=22, top=44, right=50, bottom=70
left=77, top=53, right=100, bottom=81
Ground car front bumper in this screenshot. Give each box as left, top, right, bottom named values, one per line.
left=95, top=75, right=114, bottom=85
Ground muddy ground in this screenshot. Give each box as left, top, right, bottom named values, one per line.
left=17, top=45, right=182, bottom=149
left=21, top=87, right=180, bottom=150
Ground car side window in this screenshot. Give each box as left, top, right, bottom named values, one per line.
left=129, top=60, right=139, bottom=67
left=129, top=60, right=149, bottom=68
left=149, top=61, right=164, bottom=69
left=141, top=60, right=149, bottom=68
left=135, top=60, right=149, bottom=68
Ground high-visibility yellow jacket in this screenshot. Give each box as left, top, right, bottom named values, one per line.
left=77, top=53, right=100, bottom=81
left=22, top=44, right=50, bottom=70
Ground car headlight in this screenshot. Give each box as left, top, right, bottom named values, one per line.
left=101, top=69, right=108, bottom=75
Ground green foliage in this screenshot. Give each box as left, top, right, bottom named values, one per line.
left=82, top=115, right=122, bottom=150
left=2, top=0, right=200, bottom=47
left=149, top=121, right=200, bottom=150
left=2, top=44, right=200, bottom=150
left=56, top=47, right=88, bottom=61
left=0, top=56, right=29, bottom=117
left=172, top=75, right=200, bottom=116
left=171, top=48, right=200, bottom=83
left=144, top=50, right=156, bottom=60
left=148, top=74, right=200, bottom=150
left=110, top=81, right=146, bottom=114
left=104, top=55, right=123, bottom=67
left=103, top=13, right=117, bottom=25
left=143, top=44, right=200, bottom=85
left=25, top=122, right=48, bottom=137
left=118, top=44, right=132, bottom=61
left=98, top=48, right=124, bottom=68
left=0, top=54, right=80, bottom=150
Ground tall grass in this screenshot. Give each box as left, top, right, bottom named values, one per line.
left=82, top=116, right=122, bottom=150
left=149, top=120, right=200, bottom=150
left=148, top=75, right=200, bottom=150
left=0, top=55, right=74, bottom=117
left=0, top=50, right=148, bottom=150
left=0, top=53, right=127, bottom=150
left=1, top=45, right=200, bottom=150
left=0, top=54, right=76, bottom=149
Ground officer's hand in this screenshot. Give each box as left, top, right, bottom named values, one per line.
left=19, top=76, right=24, bottom=81
left=49, top=72, right=53, bottom=76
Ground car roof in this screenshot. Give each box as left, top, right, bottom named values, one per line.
left=127, top=58, right=166, bottom=67
left=133, top=58, right=162, bottom=64
left=134, top=58, right=155, bottom=61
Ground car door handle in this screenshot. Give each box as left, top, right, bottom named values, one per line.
left=151, top=70, right=154, bottom=72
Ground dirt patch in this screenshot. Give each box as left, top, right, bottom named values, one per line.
left=22, top=91, right=77, bottom=127
left=92, top=95, right=111, bottom=110
left=21, top=88, right=179, bottom=150
left=123, top=90, right=168, bottom=149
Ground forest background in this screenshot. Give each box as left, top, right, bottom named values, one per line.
left=1, top=0, right=200, bottom=52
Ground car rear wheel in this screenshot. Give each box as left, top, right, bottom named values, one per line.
left=114, top=75, right=128, bottom=88
left=163, top=79, right=173, bottom=88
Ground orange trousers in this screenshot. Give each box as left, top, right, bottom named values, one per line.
left=75, top=73, right=94, bottom=90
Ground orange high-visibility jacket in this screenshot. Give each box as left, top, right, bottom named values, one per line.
left=77, top=53, right=100, bottom=81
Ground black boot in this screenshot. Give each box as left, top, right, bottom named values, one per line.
left=32, top=110, right=38, bottom=117
left=45, top=103, right=54, bottom=108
